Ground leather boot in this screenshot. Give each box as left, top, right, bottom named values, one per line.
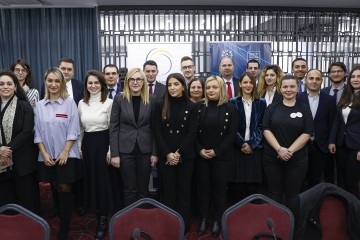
left=197, top=218, right=207, bottom=236
left=211, top=220, right=221, bottom=238
left=95, top=215, right=107, bottom=240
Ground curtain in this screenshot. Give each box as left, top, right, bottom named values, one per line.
left=0, top=8, right=99, bottom=89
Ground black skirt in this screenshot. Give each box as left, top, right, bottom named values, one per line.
left=231, top=148, right=263, bottom=183
left=81, top=130, right=117, bottom=214
left=38, top=157, right=82, bottom=184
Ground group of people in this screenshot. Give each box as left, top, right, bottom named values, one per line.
left=0, top=55, right=359, bottom=239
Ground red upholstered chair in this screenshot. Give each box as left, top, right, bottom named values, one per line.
left=222, top=194, right=294, bottom=240
left=320, top=196, right=349, bottom=240
left=109, top=198, right=185, bottom=240
left=0, top=203, right=50, bottom=240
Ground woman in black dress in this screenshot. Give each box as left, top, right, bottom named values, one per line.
left=196, top=76, right=238, bottom=237
left=262, top=75, right=313, bottom=213
left=154, top=73, right=197, bottom=234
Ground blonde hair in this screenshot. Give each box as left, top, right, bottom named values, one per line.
left=204, top=76, right=228, bottom=106
left=44, top=67, right=69, bottom=100
left=258, top=65, right=284, bottom=97
left=121, top=68, right=149, bottom=105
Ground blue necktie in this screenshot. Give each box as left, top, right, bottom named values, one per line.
left=333, top=89, right=339, bottom=103
left=108, top=88, right=114, bottom=99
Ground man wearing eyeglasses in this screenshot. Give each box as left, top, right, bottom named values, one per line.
left=321, top=62, right=347, bottom=104
left=180, top=56, right=196, bottom=86
left=143, top=60, right=166, bottom=99
left=103, top=64, right=123, bottom=99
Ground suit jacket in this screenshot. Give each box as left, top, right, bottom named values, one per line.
left=108, top=82, right=122, bottom=98
left=321, top=86, right=331, bottom=95
left=154, top=97, right=197, bottom=160
left=230, top=97, right=267, bottom=150
left=261, top=91, right=282, bottom=106
left=297, top=92, right=336, bottom=153
left=3, top=100, right=37, bottom=177
left=40, top=78, right=84, bottom=105
left=109, top=94, right=157, bottom=156
left=222, top=77, right=239, bottom=97
left=196, top=102, right=239, bottom=161
left=153, top=81, right=166, bottom=99
left=329, top=106, right=360, bottom=150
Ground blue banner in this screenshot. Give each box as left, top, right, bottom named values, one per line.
left=210, top=41, right=272, bottom=78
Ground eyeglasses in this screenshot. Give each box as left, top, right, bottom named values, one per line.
left=330, top=70, right=344, bottom=74
left=14, top=68, right=28, bottom=74
left=181, top=65, right=194, bottom=70
left=128, top=78, right=144, bottom=83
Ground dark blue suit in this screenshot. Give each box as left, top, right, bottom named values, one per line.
left=297, top=92, right=336, bottom=188
left=153, top=81, right=166, bottom=99
left=329, top=105, right=360, bottom=197
left=222, top=77, right=239, bottom=97
left=40, top=79, right=84, bottom=105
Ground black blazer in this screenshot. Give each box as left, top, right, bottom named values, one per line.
left=196, top=102, right=239, bottom=161
left=154, top=97, right=197, bottom=160
left=321, top=86, right=331, bottom=95
left=153, top=81, right=166, bottom=99
left=297, top=92, right=336, bottom=153
left=329, top=106, right=360, bottom=150
left=2, top=100, right=37, bottom=178
left=261, top=91, right=282, bottom=106
left=40, top=78, right=84, bottom=105
left=222, top=77, right=239, bottom=97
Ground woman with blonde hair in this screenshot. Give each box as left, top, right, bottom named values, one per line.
left=110, top=68, right=157, bottom=207
left=258, top=65, right=284, bottom=106
left=35, top=67, right=81, bottom=240
left=196, top=76, right=238, bottom=237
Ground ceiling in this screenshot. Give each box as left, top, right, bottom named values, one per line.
left=1, top=0, right=360, bottom=9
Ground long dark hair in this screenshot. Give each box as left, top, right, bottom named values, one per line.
left=162, top=73, right=188, bottom=120
left=337, top=66, right=360, bottom=109
left=10, top=59, right=35, bottom=88
left=82, top=70, right=108, bottom=104
left=0, top=70, right=28, bottom=101
left=237, top=72, right=259, bottom=100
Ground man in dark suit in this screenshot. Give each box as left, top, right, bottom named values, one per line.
left=103, top=64, right=123, bottom=99
left=321, top=62, right=347, bottom=104
left=40, top=58, right=84, bottom=105
left=292, top=57, right=308, bottom=93
left=219, top=57, right=239, bottom=98
left=297, top=69, right=336, bottom=189
left=143, top=60, right=166, bottom=99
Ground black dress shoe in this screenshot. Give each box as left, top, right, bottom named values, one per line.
left=211, top=221, right=221, bottom=238
left=197, top=218, right=207, bottom=236
left=76, top=206, right=86, bottom=216
left=95, top=215, right=107, bottom=240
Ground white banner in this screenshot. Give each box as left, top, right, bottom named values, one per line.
left=127, top=42, right=192, bottom=83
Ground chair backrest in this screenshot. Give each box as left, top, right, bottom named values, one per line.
left=222, top=194, right=294, bottom=240
left=109, top=198, right=185, bottom=240
left=320, top=196, right=349, bottom=240
left=0, top=203, right=50, bottom=240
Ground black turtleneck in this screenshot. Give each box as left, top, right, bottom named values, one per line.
left=132, top=96, right=141, bottom=123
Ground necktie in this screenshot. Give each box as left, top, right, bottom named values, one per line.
left=298, top=81, right=303, bottom=93
left=149, top=83, right=154, bottom=94
left=333, top=89, right=339, bottom=102
left=226, top=81, right=232, bottom=98
left=108, top=88, right=114, bottom=99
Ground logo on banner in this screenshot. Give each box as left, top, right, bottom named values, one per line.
left=248, top=51, right=260, bottom=61
left=146, top=48, right=174, bottom=75
left=221, top=50, right=233, bottom=59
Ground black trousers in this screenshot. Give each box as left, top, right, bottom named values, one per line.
left=119, top=151, right=151, bottom=207
left=159, top=158, right=194, bottom=233
left=0, top=171, right=40, bottom=214
left=263, top=151, right=308, bottom=209
left=196, top=156, right=230, bottom=221
left=337, top=143, right=360, bottom=199
left=304, top=141, right=328, bottom=189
